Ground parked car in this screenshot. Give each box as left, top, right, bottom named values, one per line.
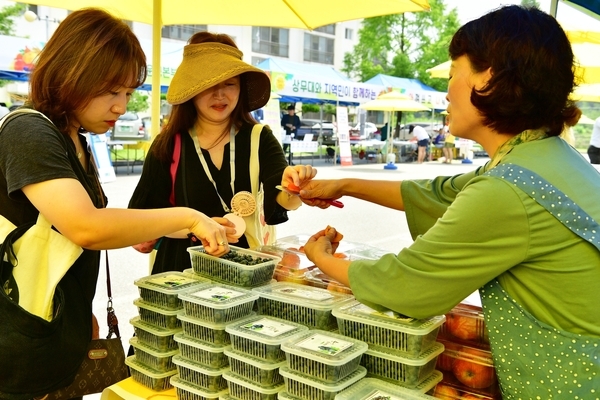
left=111, top=112, right=150, bottom=141
left=295, top=118, right=336, bottom=145
left=349, top=122, right=379, bottom=141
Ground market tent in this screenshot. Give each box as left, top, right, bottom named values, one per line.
left=257, top=58, right=384, bottom=106
left=365, top=73, right=447, bottom=110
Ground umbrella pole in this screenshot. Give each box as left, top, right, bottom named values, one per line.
left=384, top=110, right=398, bottom=170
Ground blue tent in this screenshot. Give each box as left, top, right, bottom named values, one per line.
left=365, top=74, right=447, bottom=110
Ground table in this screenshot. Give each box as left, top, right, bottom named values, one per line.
left=101, top=377, right=176, bottom=400
left=107, top=140, right=148, bottom=174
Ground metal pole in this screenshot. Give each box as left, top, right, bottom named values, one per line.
left=549, top=0, right=559, bottom=17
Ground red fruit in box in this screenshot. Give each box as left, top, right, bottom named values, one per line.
left=437, top=341, right=462, bottom=371
left=446, top=312, right=480, bottom=341
left=434, top=383, right=460, bottom=399
left=452, top=346, right=497, bottom=389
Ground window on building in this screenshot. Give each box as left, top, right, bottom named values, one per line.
left=162, top=25, right=207, bottom=41
left=303, top=33, right=334, bottom=64
left=345, top=28, right=353, bottom=40
left=314, top=24, right=336, bottom=35
left=251, top=27, right=289, bottom=57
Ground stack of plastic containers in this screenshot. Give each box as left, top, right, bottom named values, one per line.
left=170, top=282, right=260, bottom=399
left=221, top=314, right=309, bottom=400
left=127, top=271, right=208, bottom=391
left=332, top=300, right=445, bottom=394
left=432, top=303, right=501, bottom=399
left=277, top=329, right=368, bottom=399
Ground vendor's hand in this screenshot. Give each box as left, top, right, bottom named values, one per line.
left=303, top=227, right=340, bottom=262
left=189, top=213, right=230, bottom=256
left=211, top=217, right=239, bottom=244
left=296, top=179, right=342, bottom=209
left=281, top=165, right=317, bottom=190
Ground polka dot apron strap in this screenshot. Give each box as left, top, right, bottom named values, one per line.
left=480, top=163, right=600, bottom=398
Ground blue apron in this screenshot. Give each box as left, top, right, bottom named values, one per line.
left=482, top=163, right=600, bottom=398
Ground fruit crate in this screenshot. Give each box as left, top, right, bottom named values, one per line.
left=225, top=314, right=309, bottom=362
left=222, top=370, right=285, bottom=400
left=169, top=375, right=228, bottom=400
left=252, top=282, right=354, bottom=331
left=335, top=377, right=439, bottom=399
left=174, top=332, right=229, bottom=369
left=134, top=271, right=209, bottom=310
left=278, top=365, right=366, bottom=400
left=360, top=342, right=444, bottom=388
left=438, top=303, right=489, bottom=348
left=134, top=298, right=181, bottom=330
left=333, top=300, right=446, bottom=357
left=125, top=355, right=176, bottom=391
left=187, top=245, right=280, bottom=287
left=129, top=337, right=178, bottom=372
left=178, top=282, right=258, bottom=323
left=177, top=310, right=243, bottom=346
left=224, top=347, right=286, bottom=386
left=172, top=354, right=228, bottom=392
left=130, top=316, right=181, bottom=351
left=281, top=329, right=368, bottom=383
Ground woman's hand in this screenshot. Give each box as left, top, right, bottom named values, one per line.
left=297, top=179, right=343, bottom=209
left=189, top=213, right=231, bottom=256
left=281, top=165, right=317, bottom=189
left=303, top=226, right=340, bottom=261
left=212, top=217, right=239, bottom=244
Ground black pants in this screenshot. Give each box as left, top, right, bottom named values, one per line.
left=588, top=145, right=600, bottom=164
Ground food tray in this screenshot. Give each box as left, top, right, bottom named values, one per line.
left=130, top=316, right=180, bottom=351
left=360, top=342, right=444, bottom=388
left=279, top=365, right=366, bottom=400
left=222, top=370, right=285, bottom=400
left=129, top=337, right=178, bottom=372
left=438, top=303, right=490, bottom=348
left=226, top=314, right=309, bottom=362
left=280, top=329, right=368, bottom=383
left=335, top=376, right=439, bottom=399
left=179, top=282, right=258, bottom=323
left=258, top=246, right=317, bottom=286
left=134, top=271, right=209, bottom=310
left=125, top=355, right=176, bottom=391
left=134, top=298, right=181, bottom=330
left=303, top=268, right=353, bottom=295
left=172, top=354, right=228, bottom=392
left=253, top=282, right=354, bottom=330
left=188, top=245, right=279, bottom=287
left=333, top=301, right=445, bottom=356
left=178, top=311, right=244, bottom=346
left=170, top=375, right=228, bottom=400
left=225, top=347, right=285, bottom=386
left=174, top=332, right=229, bottom=368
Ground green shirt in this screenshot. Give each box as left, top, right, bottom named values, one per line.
left=349, top=135, right=600, bottom=337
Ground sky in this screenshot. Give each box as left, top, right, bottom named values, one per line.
left=444, top=0, right=600, bottom=30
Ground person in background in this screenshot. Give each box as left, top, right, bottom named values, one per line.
left=442, top=124, right=455, bottom=163
left=298, top=5, right=600, bottom=398
left=0, top=9, right=233, bottom=399
left=129, top=32, right=316, bottom=274
left=408, top=124, right=429, bottom=163
left=281, top=104, right=300, bottom=165
left=587, top=115, right=600, bottom=164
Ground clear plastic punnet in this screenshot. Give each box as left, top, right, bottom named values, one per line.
left=280, top=329, right=368, bottom=383
left=134, top=271, right=210, bottom=310
left=222, top=370, right=285, bottom=400
left=130, top=316, right=180, bottom=351
left=335, top=376, right=440, bottom=399
left=169, top=375, right=228, bottom=400
left=279, top=365, right=366, bottom=400
left=177, top=310, right=247, bottom=346
left=125, top=355, right=176, bottom=391
left=360, top=342, right=445, bottom=388
left=129, top=337, right=178, bottom=372
left=187, top=245, right=280, bottom=287
left=134, top=298, right=182, bottom=330
left=172, top=354, right=228, bottom=392
left=173, top=332, right=229, bottom=369
left=252, top=282, right=354, bottom=330
left=225, top=314, right=309, bottom=362
left=224, top=347, right=286, bottom=386
left=178, top=282, right=258, bottom=323
left=333, top=300, right=446, bottom=356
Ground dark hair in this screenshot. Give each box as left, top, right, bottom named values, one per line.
left=153, top=32, right=257, bottom=162
left=449, top=5, right=579, bottom=136
left=28, top=8, right=147, bottom=135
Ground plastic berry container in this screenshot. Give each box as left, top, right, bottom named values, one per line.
left=224, top=347, right=285, bottom=386
left=125, top=355, right=176, bottom=391
left=178, top=282, right=258, bottom=323
left=222, top=371, right=285, bottom=400
left=129, top=337, right=178, bottom=372
left=280, top=329, right=368, bottom=383
left=333, top=300, right=446, bottom=357
left=174, top=332, right=229, bottom=369
left=134, top=298, right=181, bottom=330
left=187, top=245, right=280, bottom=288
left=178, top=310, right=244, bottom=346
left=172, top=354, right=228, bottom=392
left=335, top=377, right=439, bottom=399
left=130, top=316, right=180, bottom=351
left=134, top=271, right=210, bottom=310
left=279, top=365, right=366, bottom=400
left=303, top=268, right=353, bottom=295
left=438, top=303, right=490, bottom=348
left=169, top=375, right=228, bottom=400
left=225, top=314, right=309, bottom=362
left=252, top=282, right=354, bottom=330
left=360, top=342, right=444, bottom=388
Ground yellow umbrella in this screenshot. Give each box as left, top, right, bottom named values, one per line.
left=572, top=83, right=600, bottom=102
left=24, top=0, right=431, bottom=136
left=426, top=60, right=451, bottom=79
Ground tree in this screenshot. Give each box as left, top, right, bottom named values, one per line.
left=521, top=0, right=541, bottom=8
left=127, top=91, right=149, bottom=113
left=342, top=0, right=460, bottom=92
left=0, top=3, right=25, bottom=36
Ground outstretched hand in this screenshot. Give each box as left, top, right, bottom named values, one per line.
left=189, top=214, right=235, bottom=256
left=303, top=226, right=341, bottom=261
left=296, top=179, right=342, bottom=209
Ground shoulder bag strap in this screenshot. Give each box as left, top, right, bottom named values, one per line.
left=169, top=133, right=182, bottom=206
left=249, top=124, right=264, bottom=196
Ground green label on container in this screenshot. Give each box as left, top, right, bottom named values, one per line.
left=192, top=286, right=246, bottom=302
left=149, top=274, right=197, bottom=288
left=275, top=287, right=334, bottom=301
left=297, top=333, right=353, bottom=356
left=240, top=318, right=296, bottom=337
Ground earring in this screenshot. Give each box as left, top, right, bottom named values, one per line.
left=78, top=126, right=87, bottom=133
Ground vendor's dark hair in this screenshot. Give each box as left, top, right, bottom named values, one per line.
left=449, top=5, right=580, bottom=136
